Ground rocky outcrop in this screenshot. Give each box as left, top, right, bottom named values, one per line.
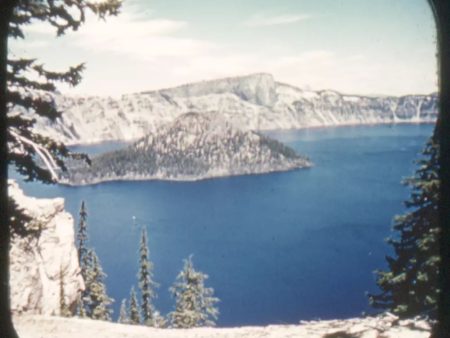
left=9, top=180, right=83, bottom=315
left=13, top=313, right=431, bottom=338
left=30, top=73, right=437, bottom=145
left=61, top=112, right=311, bottom=185
left=154, top=73, right=277, bottom=107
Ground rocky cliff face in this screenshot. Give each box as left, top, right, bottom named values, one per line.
left=31, top=73, right=438, bottom=145
left=154, top=73, right=277, bottom=107
left=9, top=180, right=83, bottom=315
left=62, top=112, right=311, bottom=185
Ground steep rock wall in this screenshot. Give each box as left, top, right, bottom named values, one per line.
left=9, top=180, right=83, bottom=315
left=29, top=74, right=438, bottom=145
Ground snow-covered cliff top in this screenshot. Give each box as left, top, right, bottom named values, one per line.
left=143, top=73, right=277, bottom=107
left=30, top=73, right=438, bottom=145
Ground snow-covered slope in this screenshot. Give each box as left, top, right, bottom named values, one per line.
left=33, top=73, right=438, bottom=145
left=9, top=180, right=83, bottom=315
left=62, top=112, right=311, bottom=185
left=14, top=313, right=431, bottom=338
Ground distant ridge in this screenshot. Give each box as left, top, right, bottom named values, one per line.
left=141, top=73, right=277, bottom=107
left=31, top=73, right=437, bottom=145
left=141, top=73, right=273, bottom=95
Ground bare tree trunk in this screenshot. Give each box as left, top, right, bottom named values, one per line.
left=0, top=1, right=19, bottom=337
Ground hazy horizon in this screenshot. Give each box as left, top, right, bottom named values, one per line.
left=10, top=0, right=438, bottom=98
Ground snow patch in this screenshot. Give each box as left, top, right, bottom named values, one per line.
left=13, top=313, right=432, bottom=338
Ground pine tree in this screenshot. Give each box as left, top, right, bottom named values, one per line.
left=169, top=256, right=219, bottom=328
left=118, top=299, right=130, bottom=324
left=5, top=0, right=122, bottom=230
left=138, top=227, right=158, bottom=326
left=129, top=286, right=141, bottom=325
left=1, top=2, right=121, bottom=337
left=76, top=200, right=89, bottom=316
left=6, top=0, right=121, bottom=183
left=76, top=295, right=87, bottom=318
left=369, top=136, right=440, bottom=318
left=77, top=201, right=88, bottom=264
left=59, top=267, right=72, bottom=317
left=74, top=202, right=114, bottom=321
left=84, top=249, right=114, bottom=321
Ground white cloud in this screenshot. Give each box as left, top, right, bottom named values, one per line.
left=265, top=51, right=436, bottom=95
left=244, top=13, right=311, bottom=27
left=12, top=3, right=436, bottom=97
left=77, top=12, right=187, bottom=39
left=62, top=45, right=437, bottom=97
left=17, top=5, right=215, bottom=61
left=66, top=11, right=217, bottom=60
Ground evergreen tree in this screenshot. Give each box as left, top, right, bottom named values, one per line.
left=76, top=200, right=89, bottom=316
left=138, top=227, right=158, bottom=326
left=129, top=286, right=141, bottom=325
left=369, top=136, right=440, bottom=318
left=118, top=299, right=129, bottom=324
left=73, top=202, right=114, bottom=321
left=6, top=0, right=121, bottom=182
left=84, top=249, right=114, bottom=321
left=1, top=2, right=120, bottom=336
left=77, top=201, right=88, bottom=264
left=59, top=267, right=72, bottom=317
left=169, top=256, right=219, bottom=328
left=76, top=295, right=87, bottom=318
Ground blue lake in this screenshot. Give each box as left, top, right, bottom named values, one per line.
left=13, top=123, right=434, bottom=327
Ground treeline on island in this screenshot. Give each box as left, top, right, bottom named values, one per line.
left=60, top=112, right=311, bottom=185
left=64, top=201, right=219, bottom=328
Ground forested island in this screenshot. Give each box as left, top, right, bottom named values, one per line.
left=61, top=112, right=311, bottom=185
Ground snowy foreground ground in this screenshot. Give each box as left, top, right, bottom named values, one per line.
left=14, top=314, right=431, bottom=338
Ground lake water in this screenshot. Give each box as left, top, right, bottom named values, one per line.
left=13, top=123, right=434, bottom=327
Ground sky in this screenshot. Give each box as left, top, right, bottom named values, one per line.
left=9, top=0, right=438, bottom=97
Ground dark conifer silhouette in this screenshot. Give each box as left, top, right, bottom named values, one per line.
left=138, top=227, right=159, bottom=326
left=370, top=136, right=440, bottom=318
